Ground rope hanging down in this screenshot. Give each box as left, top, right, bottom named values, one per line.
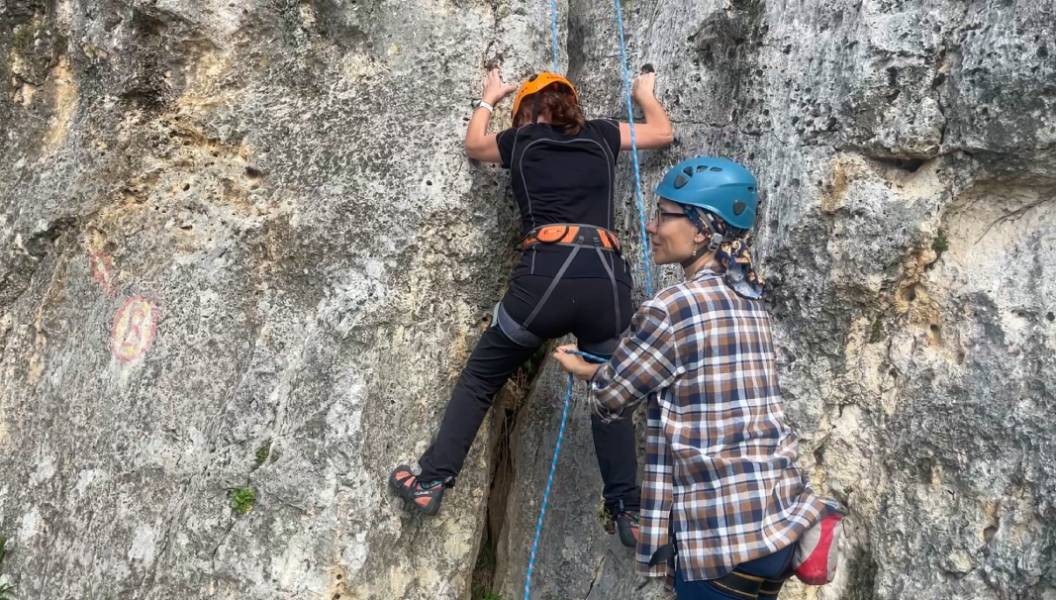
left=548, top=0, right=560, bottom=72
left=523, top=351, right=606, bottom=600
left=612, top=0, right=655, bottom=297
left=523, top=374, right=573, bottom=600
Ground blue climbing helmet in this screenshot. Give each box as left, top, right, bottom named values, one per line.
left=654, top=157, right=758, bottom=231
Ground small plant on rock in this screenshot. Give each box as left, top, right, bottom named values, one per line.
left=254, top=441, right=271, bottom=469
left=471, top=587, right=503, bottom=600
left=869, top=317, right=884, bottom=344
left=229, top=486, right=257, bottom=515
left=932, top=229, right=949, bottom=254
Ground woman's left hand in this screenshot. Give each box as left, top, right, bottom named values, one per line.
left=631, top=71, right=657, bottom=103
left=553, top=344, right=602, bottom=381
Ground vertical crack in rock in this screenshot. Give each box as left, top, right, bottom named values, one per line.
left=581, top=556, right=606, bottom=599
left=470, top=343, right=552, bottom=599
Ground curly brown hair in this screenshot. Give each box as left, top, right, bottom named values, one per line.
left=513, top=83, right=585, bottom=135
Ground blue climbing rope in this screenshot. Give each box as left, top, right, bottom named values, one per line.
left=523, top=350, right=605, bottom=600
left=548, top=0, right=560, bottom=72
left=612, top=0, right=655, bottom=297
left=523, top=373, right=574, bottom=600
left=569, top=349, right=609, bottom=364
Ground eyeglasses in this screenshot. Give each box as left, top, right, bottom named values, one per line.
left=651, top=204, right=690, bottom=225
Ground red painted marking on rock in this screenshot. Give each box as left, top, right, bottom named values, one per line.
left=89, top=250, right=116, bottom=296
left=111, top=296, right=159, bottom=363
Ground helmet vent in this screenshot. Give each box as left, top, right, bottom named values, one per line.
left=682, top=166, right=694, bottom=177
left=696, top=165, right=708, bottom=173
left=674, top=174, right=689, bottom=189
left=733, top=201, right=747, bottom=215
left=710, top=166, right=723, bottom=172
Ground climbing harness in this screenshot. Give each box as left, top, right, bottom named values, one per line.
left=707, top=571, right=787, bottom=600
left=517, top=223, right=625, bottom=343
left=648, top=543, right=787, bottom=599
left=520, top=223, right=621, bottom=252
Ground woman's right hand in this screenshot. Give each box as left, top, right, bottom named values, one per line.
left=552, top=344, right=602, bottom=381
left=621, top=67, right=673, bottom=150
left=482, top=67, right=519, bottom=106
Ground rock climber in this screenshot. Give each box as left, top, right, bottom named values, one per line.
left=553, top=157, right=838, bottom=598
left=389, top=65, right=674, bottom=547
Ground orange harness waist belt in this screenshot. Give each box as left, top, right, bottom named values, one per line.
left=521, top=224, right=621, bottom=252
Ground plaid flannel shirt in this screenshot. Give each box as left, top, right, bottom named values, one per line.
left=589, top=268, right=832, bottom=581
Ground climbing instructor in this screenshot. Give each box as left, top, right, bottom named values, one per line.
left=390, top=65, right=673, bottom=547
left=554, top=158, right=836, bottom=599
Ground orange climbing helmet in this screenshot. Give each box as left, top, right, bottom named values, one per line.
left=511, top=71, right=579, bottom=120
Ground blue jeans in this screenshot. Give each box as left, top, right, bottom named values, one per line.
left=674, top=544, right=795, bottom=600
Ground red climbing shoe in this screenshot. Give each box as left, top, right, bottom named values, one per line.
left=615, top=511, right=640, bottom=547
left=389, top=465, right=445, bottom=516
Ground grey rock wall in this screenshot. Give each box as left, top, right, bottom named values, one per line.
left=495, top=2, right=1056, bottom=600
left=1, top=1, right=1053, bottom=599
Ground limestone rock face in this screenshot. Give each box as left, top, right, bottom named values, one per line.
left=1, top=1, right=1053, bottom=599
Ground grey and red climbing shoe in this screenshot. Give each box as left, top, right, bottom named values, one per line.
left=389, top=465, right=445, bottom=516
left=615, top=511, right=641, bottom=548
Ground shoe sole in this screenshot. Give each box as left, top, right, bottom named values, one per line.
left=388, top=468, right=441, bottom=516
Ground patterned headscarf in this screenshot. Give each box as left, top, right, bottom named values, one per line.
left=681, top=205, right=765, bottom=299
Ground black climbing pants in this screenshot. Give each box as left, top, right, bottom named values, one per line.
left=418, top=270, right=641, bottom=513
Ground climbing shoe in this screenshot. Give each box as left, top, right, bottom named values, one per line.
left=599, top=504, right=640, bottom=547
left=388, top=464, right=446, bottom=516
left=615, top=511, right=641, bottom=548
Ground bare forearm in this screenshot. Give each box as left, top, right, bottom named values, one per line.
left=465, top=107, right=493, bottom=152
left=638, top=94, right=673, bottom=142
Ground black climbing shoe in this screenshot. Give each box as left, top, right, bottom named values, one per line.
left=599, top=504, right=640, bottom=547
left=388, top=464, right=446, bottom=516
left=615, top=511, right=640, bottom=548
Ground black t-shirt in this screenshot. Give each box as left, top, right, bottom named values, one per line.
left=497, top=119, right=622, bottom=234
left=497, top=119, right=631, bottom=282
